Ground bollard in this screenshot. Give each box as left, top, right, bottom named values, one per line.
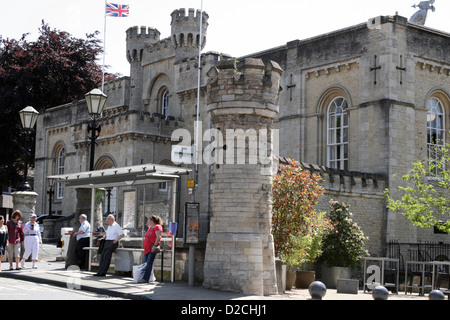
left=308, top=281, right=327, bottom=300
left=372, top=285, right=389, bottom=300
left=429, top=290, right=445, bottom=300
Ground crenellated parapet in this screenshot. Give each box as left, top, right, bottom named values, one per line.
left=126, top=26, right=161, bottom=63
left=279, top=158, right=388, bottom=194
left=171, top=8, right=208, bottom=51
left=206, top=58, right=283, bottom=119
left=126, top=26, right=161, bottom=40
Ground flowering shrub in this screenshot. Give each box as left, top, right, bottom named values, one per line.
left=319, top=200, right=369, bottom=268
left=272, top=159, right=333, bottom=268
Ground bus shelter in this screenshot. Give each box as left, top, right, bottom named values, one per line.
left=48, top=163, right=191, bottom=281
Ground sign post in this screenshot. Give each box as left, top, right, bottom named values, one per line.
left=185, top=202, right=199, bottom=286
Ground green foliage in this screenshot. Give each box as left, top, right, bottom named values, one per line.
left=272, top=159, right=333, bottom=269
left=385, top=143, right=450, bottom=233
left=319, top=200, right=369, bottom=268
left=0, top=21, right=119, bottom=189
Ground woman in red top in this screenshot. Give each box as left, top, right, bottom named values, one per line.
left=141, top=215, right=163, bottom=283
left=6, top=210, right=24, bottom=270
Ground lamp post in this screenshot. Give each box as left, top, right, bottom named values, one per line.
left=47, top=178, right=55, bottom=216
left=105, top=187, right=112, bottom=217
left=85, top=89, right=107, bottom=171
left=18, top=106, right=39, bottom=191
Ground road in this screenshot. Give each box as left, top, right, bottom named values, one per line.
left=1, top=243, right=127, bottom=300
left=0, top=277, right=127, bottom=300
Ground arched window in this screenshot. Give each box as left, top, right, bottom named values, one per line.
left=56, top=148, right=65, bottom=199
left=94, top=154, right=117, bottom=217
left=327, top=97, right=349, bottom=170
left=427, top=97, right=445, bottom=173
left=161, top=90, right=170, bottom=117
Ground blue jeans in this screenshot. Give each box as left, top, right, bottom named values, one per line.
left=143, top=252, right=156, bottom=282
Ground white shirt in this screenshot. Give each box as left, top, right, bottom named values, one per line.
left=105, top=221, right=124, bottom=241
left=23, top=221, right=42, bottom=242
left=77, top=220, right=91, bottom=241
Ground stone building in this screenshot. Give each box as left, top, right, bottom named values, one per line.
left=33, top=8, right=450, bottom=292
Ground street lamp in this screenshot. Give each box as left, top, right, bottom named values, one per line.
left=47, top=178, right=55, bottom=216
left=85, top=89, right=107, bottom=171
left=17, top=106, right=39, bottom=191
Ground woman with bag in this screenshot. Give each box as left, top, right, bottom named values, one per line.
left=139, top=215, right=162, bottom=283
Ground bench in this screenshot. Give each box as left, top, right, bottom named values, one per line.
left=83, top=246, right=171, bottom=280
left=83, top=246, right=144, bottom=274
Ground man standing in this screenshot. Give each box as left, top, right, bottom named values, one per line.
left=94, top=214, right=124, bottom=277
left=72, top=214, right=91, bottom=269
left=6, top=210, right=24, bottom=270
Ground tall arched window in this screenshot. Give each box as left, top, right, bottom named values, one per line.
left=427, top=97, right=445, bottom=174
left=161, top=90, right=169, bottom=117
left=327, top=97, right=349, bottom=170
left=56, top=148, right=65, bottom=199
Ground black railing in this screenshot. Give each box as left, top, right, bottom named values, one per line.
left=387, top=241, right=450, bottom=271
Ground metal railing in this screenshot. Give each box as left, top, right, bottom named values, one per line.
left=387, top=241, right=450, bottom=272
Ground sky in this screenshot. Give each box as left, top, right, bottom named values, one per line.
left=1, top=0, right=449, bottom=77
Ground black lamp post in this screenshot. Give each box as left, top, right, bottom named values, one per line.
left=85, top=89, right=107, bottom=171
left=18, top=106, right=39, bottom=191
left=47, top=178, right=55, bottom=216
left=105, top=187, right=112, bottom=216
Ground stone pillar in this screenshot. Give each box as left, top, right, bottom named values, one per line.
left=203, top=58, right=282, bottom=295
left=43, top=219, right=58, bottom=243
left=12, top=191, right=38, bottom=222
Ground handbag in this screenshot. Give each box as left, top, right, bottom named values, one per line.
left=133, top=262, right=147, bottom=283
left=151, top=244, right=161, bottom=254
left=132, top=262, right=156, bottom=283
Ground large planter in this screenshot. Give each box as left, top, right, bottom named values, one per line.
left=295, top=270, right=316, bottom=289
left=286, top=270, right=297, bottom=291
left=321, top=266, right=352, bottom=289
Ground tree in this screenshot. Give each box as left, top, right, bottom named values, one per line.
left=272, top=159, right=333, bottom=268
left=0, top=21, right=119, bottom=190
left=385, top=143, right=450, bottom=233
left=318, top=200, right=369, bottom=268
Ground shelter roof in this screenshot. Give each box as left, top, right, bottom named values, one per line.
left=48, top=163, right=191, bottom=188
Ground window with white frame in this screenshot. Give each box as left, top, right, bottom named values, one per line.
left=162, top=90, right=169, bottom=117
left=327, top=97, right=349, bottom=170
left=56, top=148, right=65, bottom=199
left=158, top=182, right=167, bottom=192
left=427, top=97, right=445, bottom=174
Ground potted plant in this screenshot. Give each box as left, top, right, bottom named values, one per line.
left=318, top=200, right=369, bottom=289
left=272, top=159, right=333, bottom=291
left=295, top=211, right=332, bottom=289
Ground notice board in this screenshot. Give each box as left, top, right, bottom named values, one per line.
left=185, top=202, right=199, bottom=244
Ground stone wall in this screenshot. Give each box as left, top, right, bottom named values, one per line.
left=292, top=161, right=388, bottom=257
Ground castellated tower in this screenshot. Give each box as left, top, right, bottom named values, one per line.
left=171, top=8, right=209, bottom=59
left=126, top=26, right=161, bottom=110
left=203, top=58, right=283, bottom=296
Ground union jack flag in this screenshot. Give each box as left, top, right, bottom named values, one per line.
left=106, top=3, right=130, bottom=17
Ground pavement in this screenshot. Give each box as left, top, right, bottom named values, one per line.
left=0, top=243, right=439, bottom=301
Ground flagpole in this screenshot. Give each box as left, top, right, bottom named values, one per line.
left=195, top=0, right=203, bottom=192
left=102, top=0, right=107, bottom=92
